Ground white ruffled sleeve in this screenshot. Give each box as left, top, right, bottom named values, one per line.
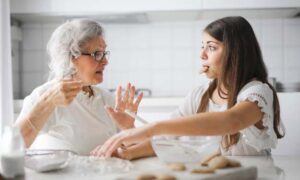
left=236, top=81, right=278, bottom=151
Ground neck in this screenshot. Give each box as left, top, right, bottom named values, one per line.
left=82, top=86, right=94, bottom=97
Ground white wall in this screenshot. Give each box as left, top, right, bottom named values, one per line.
left=13, top=17, right=300, bottom=98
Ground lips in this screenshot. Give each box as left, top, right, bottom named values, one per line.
left=95, top=70, right=103, bottom=75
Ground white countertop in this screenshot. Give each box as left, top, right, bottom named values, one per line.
left=18, top=155, right=300, bottom=180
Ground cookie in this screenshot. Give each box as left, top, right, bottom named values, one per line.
left=191, top=167, right=215, bottom=174
left=208, top=156, right=229, bottom=169
left=167, top=163, right=186, bottom=171
left=136, top=174, right=156, bottom=180
left=155, top=174, right=177, bottom=180
left=200, top=152, right=221, bottom=166
left=227, top=159, right=241, bottom=168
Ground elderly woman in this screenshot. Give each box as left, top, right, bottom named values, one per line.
left=15, top=19, right=147, bottom=157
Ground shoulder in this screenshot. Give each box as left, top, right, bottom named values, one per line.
left=25, top=80, right=57, bottom=102
left=188, top=81, right=210, bottom=99
left=237, top=80, right=274, bottom=107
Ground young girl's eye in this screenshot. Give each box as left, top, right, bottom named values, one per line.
left=208, top=46, right=217, bottom=51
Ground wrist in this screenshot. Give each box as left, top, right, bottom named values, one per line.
left=40, top=90, right=56, bottom=109
left=148, top=121, right=161, bottom=137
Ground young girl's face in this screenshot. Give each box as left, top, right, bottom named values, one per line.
left=200, top=32, right=224, bottom=79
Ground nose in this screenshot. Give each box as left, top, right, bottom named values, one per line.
left=99, top=56, right=108, bottom=66
left=200, top=48, right=207, bottom=61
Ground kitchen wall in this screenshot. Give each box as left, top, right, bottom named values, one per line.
left=12, top=17, right=300, bottom=99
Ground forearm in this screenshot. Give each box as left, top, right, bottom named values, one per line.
left=15, top=91, right=56, bottom=148
left=121, top=139, right=155, bottom=160
left=153, top=111, right=240, bottom=137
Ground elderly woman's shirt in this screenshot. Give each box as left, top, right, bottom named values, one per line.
left=16, top=80, right=118, bottom=155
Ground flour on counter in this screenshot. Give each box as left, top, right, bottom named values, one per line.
left=67, top=154, right=134, bottom=176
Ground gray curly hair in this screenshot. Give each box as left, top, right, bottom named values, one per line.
left=47, top=19, right=103, bottom=80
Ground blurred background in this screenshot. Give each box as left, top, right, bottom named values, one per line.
left=2, top=0, right=300, bottom=155
left=9, top=0, right=300, bottom=99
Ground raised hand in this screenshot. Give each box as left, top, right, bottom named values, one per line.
left=105, top=83, right=143, bottom=130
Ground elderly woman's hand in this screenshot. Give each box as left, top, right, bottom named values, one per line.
left=48, top=79, right=83, bottom=107
left=105, top=83, right=143, bottom=130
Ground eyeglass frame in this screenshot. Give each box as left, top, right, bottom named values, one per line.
left=81, top=50, right=110, bottom=63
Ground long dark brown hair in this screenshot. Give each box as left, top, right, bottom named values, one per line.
left=197, top=16, right=285, bottom=150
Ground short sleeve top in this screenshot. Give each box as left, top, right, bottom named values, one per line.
left=16, top=80, right=118, bottom=155
left=171, top=80, right=278, bottom=155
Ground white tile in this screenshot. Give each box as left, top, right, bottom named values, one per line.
left=248, top=19, right=262, bottom=43
left=129, top=70, right=152, bottom=89
left=22, top=23, right=42, bottom=29
left=284, top=47, right=300, bottom=69
left=105, top=25, right=132, bottom=49
left=130, top=49, right=152, bottom=70
left=268, top=68, right=284, bottom=83
left=106, top=71, right=132, bottom=89
left=150, top=25, right=172, bottom=48
left=127, top=25, right=151, bottom=49
left=261, top=22, right=283, bottom=47
left=21, top=25, right=43, bottom=50
left=42, top=28, right=56, bottom=50
left=107, top=49, right=132, bottom=71
left=151, top=49, right=171, bottom=70
left=262, top=47, right=283, bottom=70
left=170, top=24, right=194, bottom=48
left=171, top=71, right=194, bottom=96
left=22, top=72, right=44, bottom=97
left=283, top=24, right=300, bottom=47
left=152, top=71, right=172, bottom=96
left=22, top=50, right=44, bottom=72
left=171, top=48, right=194, bottom=70
left=284, top=68, right=300, bottom=83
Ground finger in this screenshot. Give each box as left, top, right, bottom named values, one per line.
left=62, top=81, right=83, bottom=91
left=99, top=134, right=120, bottom=157
left=128, top=86, right=135, bottom=104
left=105, top=105, right=117, bottom=119
left=90, top=145, right=101, bottom=156
left=122, top=83, right=131, bottom=103
left=115, top=86, right=122, bottom=109
left=134, top=92, right=143, bottom=107
left=105, top=137, right=124, bottom=158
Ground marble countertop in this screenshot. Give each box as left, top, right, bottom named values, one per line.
left=17, top=155, right=300, bottom=180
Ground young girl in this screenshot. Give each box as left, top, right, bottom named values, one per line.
left=91, top=16, right=285, bottom=158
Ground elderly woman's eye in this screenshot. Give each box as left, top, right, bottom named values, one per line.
left=95, top=52, right=103, bottom=59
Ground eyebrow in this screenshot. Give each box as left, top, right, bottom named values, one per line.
left=202, top=41, right=220, bottom=45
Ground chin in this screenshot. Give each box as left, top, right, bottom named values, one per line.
left=92, top=78, right=103, bottom=85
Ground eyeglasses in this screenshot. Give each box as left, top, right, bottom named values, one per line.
left=81, top=51, right=110, bottom=63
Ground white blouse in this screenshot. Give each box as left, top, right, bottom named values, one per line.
left=16, top=80, right=118, bottom=155
left=171, top=80, right=278, bottom=155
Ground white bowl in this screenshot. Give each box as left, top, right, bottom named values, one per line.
left=151, top=135, right=220, bottom=163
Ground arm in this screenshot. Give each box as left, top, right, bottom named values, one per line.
left=154, top=101, right=264, bottom=136
left=15, top=92, right=56, bottom=148
left=15, top=80, right=82, bottom=148
left=99, top=101, right=263, bottom=157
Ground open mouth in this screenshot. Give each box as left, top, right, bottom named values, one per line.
left=201, top=65, right=209, bottom=74
left=95, top=70, right=103, bottom=75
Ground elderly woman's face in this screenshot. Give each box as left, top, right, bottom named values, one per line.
left=72, top=36, right=108, bottom=85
